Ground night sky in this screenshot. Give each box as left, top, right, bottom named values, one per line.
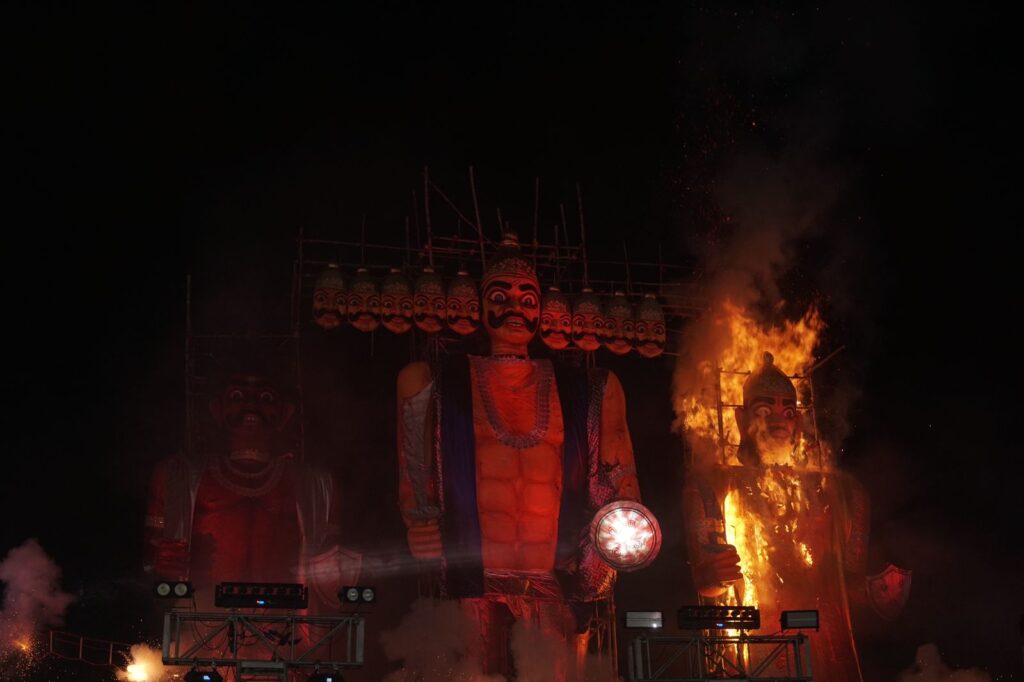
left=5, top=2, right=1020, bottom=680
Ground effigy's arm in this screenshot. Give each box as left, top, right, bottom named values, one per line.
left=840, top=473, right=870, bottom=575
left=682, top=473, right=742, bottom=599
left=144, top=460, right=189, bottom=578
left=397, top=361, right=442, bottom=559
left=599, top=371, right=640, bottom=502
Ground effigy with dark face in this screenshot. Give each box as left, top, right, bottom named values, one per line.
left=312, top=264, right=346, bottom=330
left=380, top=268, right=414, bottom=335
left=602, top=292, right=635, bottom=356
left=571, top=287, right=604, bottom=352
left=446, top=270, right=480, bottom=336
left=347, top=268, right=381, bottom=332
left=146, top=364, right=357, bottom=617
left=634, top=293, right=666, bottom=358
left=413, top=268, right=446, bottom=334
left=539, top=286, right=572, bottom=350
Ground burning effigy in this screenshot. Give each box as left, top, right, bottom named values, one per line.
left=675, top=300, right=910, bottom=681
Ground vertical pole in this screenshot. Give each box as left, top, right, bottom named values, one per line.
left=469, top=165, right=486, bottom=269
left=716, top=365, right=727, bottom=465
left=424, top=166, right=434, bottom=268
left=532, top=177, right=540, bottom=263
left=185, top=275, right=192, bottom=459
left=576, top=183, right=589, bottom=287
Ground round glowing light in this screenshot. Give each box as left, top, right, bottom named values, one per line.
left=590, top=500, right=662, bottom=571
left=360, top=588, right=375, bottom=603
left=173, top=582, right=191, bottom=597
left=155, top=582, right=172, bottom=597
left=345, top=587, right=360, bottom=603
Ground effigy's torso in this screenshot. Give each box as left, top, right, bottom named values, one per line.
left=711, top=464, right=860, bottom=682
left=190, top=461, right=302, bottom=589
left=469, top=357, right=564, bottom=571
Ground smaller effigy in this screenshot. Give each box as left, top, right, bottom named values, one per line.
left=145, top=362, right=358, bottom=612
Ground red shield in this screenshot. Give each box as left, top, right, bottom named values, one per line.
left=866, top=563, right=912, bottom=620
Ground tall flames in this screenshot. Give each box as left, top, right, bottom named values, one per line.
left=675, top=300, right=830, bottom=618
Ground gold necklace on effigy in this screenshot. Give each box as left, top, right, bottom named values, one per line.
left=210, top=454, right=287, bottom=497
left=472, top=355, right=552, bottom=450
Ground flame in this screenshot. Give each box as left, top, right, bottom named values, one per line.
left=125, top=663, right=149, bottom=681
left=678, top=299, right=827, bottom=468
left=116, top=644, right=170, bottom=682
left=681, top=301, right=830, bottom=636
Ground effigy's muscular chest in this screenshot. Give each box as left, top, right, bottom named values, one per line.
left=469, top=359, right=565, bottom=568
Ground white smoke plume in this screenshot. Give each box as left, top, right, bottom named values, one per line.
left=0, top=539, right=74, bottom=654
left=380, top=597, right=505, bottom=682
left=897, top=643, right=991, bottom=682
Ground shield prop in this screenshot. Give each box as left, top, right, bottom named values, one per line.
left=306, top=545, right=363, bottom=609
left=866, top=563, right=912, bottom=620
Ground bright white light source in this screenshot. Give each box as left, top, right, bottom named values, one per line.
left=173, top=582, right=190, bottom=597
left=591, top=500, right=662, bottom=571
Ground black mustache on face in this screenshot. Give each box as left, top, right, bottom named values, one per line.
left=572, top=330, right=597, bottom=341
left=640, top=339, right=665, bottom=349
left=382, top=314, right=410, bottom=324
left=415, top=312, right=442, bottom=322
left=606, top=336, right=630, bottom=346
left=447, top=314, right=477, bottom=325
left=487, top=310, right=538, bottom=332
left=540, top=329, right=568, bottom=339
left=315, top=310, right=341, bottom=321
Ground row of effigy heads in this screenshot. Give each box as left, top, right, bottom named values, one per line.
left=312, top=263, right=666, bottom=357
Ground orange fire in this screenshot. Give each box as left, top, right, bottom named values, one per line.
left=678, top=299, right=827, bottom=468
left=678, top=300, right=830, bottom=620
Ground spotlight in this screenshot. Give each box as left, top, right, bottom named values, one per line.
left=338, top=586, right=376, bottom=604
left=590, top=500, right=662, bottom=571
left=184, top=668, right=223, bottom=682
left=780, top=610, right=819, bottom=631
left=678, top=605, right=760, bottom=631
left=625, top=611, right=663, bottom=629
left=214, top=582, right=308, bottom=609
left=154, top=581, right=192, bottom=598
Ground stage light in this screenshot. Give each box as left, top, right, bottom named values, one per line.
left=625, top=611, right=663, bottom=629
left=590, top=500, right=662, bottom=571
left=678, top=605, right=760, bottom=631
left=184, top=668, right=223, bottom=682
left=308, top=670, right=344, bottom=682
left=780, top=610, right=819, bottom=631
left=339, top=586, right=376, bottom=604
left=214, top=582, right=307, bottom=609
left=154, top=581, right=192, bottom=598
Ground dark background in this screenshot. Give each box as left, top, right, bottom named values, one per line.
left=4, top=2, right=1019, bottom=680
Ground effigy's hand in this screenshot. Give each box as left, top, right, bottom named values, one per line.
left=407, top=520, right=443, bottom=560
left=153, top=539, right=189, bottom=579
left=694, top=544, right=742, bottom=596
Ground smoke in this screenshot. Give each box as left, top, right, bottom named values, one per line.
left=507, top=623, right=616, bottom=682
left=0, top=539, right=74, bottom=654
left=382, top=598, right=617, bottom=681
left=897, top=643, right=991, bottom=682
left=380, top=597, right=505, bottom=682
left=116, top=644, right=176, bottom=681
